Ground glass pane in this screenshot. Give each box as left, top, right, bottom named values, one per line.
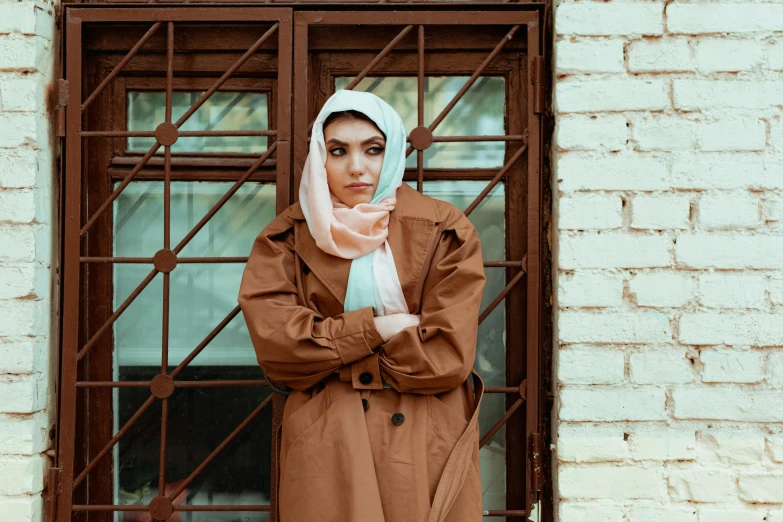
left=113, top=182, right=276, bottom=368
left=115, top=366, right=272, bottom=521
left=127, top=91, right=269, bottom=154
left=335, top=77, right=505, bottom=168
left=410, top=181, right=506, bottom=516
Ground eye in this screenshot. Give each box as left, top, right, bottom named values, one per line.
left=329, top=147, right=346, bottom=156
left=368, top=146, right=385, bottom=155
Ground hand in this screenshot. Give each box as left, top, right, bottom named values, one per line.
left=373, top=313, right=421, bottom=343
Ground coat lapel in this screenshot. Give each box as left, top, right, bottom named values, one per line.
left=290, top=183, right=442, bottom=312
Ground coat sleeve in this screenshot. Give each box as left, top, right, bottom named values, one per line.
left=238, top=213, right=385, bottom=391
left=379, top=210, right=486, bottom=394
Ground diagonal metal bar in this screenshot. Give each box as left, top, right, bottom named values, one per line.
left=73, top=395, right=156, bottom=488
left=464, top=137, right=527, bottom=217
left=172, top=142, right=277, bottom=255
left=80, top=23, right=280, bottom=238
left=82, top=22, right=162, bottom=111
left=170, top=305, right=242, bottom=379
left=479, top=269, right=525, bottom=325
left=480, top=396, right=524, bottom=448
left=174, top=23, right=279, bottom=128
left=77, top=269, right=159, bottom=360
left=405, top=24, right=520, bottom=157
left=308, top=24, right=414, bottom=135
left=168, top=393, right=274, bottom=499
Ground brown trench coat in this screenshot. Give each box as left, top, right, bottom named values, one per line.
left=238, top=183, right=487, bottom=522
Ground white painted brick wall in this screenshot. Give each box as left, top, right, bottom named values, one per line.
left=0, top=1, right=56, bottom=521
left=554, top=0, right=783, bottom=519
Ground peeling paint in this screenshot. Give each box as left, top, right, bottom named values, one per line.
left=528, top=500, right=540, bottom=522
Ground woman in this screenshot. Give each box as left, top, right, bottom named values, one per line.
left=238, top=89, right=486, bottom=522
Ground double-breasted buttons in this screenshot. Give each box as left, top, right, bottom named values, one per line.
left=362, top=398, right=369, bottom=411
left=302, top=263, right=311, bottom=275
left=391, top=413, right=405, bottom=426
left=359, top=372, right=373, bottom=385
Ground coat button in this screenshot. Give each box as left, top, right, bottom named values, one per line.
left=391, top=413, right=405, bottom=426
left=359, top=372, right=373, bottom=385
left=362, top=398, right=369, bottom=411
left=302, top=263, right=311, bottom=275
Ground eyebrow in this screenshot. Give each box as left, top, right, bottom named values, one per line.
left=326, top=136, right=386, bottom=146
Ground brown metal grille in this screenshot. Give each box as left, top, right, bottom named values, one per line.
left=56, top=5, right=545, bottom=522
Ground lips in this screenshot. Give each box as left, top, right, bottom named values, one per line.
left=346, top=182, right=371, bottom=188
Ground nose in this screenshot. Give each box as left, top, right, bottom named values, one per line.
left=348, top=151, right=364, bottom=177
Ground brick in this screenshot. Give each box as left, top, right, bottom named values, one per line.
left=699, top=118, right=766, bottom=152
left=0, top=75, right=47, bottom=112
left=671, top=153, right=769, bottom=191
left=698, top=509, right=767, bottom=522
left=556, top=39, right=624, bottom=74
left=673, top=80, right=783, bottom=110
left=0, top=264, right=36, bottom=299
left=0, top=34, right=51, bottom=71
left=631, top=117, right=697, bottom=152
left=557, top=424, right=630, bottom=463
left=766, top=196, right=783, bottom=225
left=772, top=118, right=783, bottom=150
left=558, top=347, right=625, bottom=384
left=558, top=271, right=624, bottom=307
left=768, top=351, right=783, bottom=386
left=627, top=39, right=693, bottom=73
left=560, top=311, right=672, bottom=344
left=0, top=148, right=38, bottom=188
left=0, top=411, right=49, bottom=454
left=771, top=436, right=783, bottom=462
left=676, top=235, right=783, bottom=269
left=631, top=195, right=690, bottom=230
left=560, top=234, right=671, bottom=269
left=667, top=4, right=783, bottom=34
left=560, top=464, right=663, bottom=499
left=739, top=474, right=783, bottom=503
left=629, top=426, right=696, bottom=461
left=0, top=226, right=35, bottom=261
left=629, top=507, right=696, bottom=522
left=0, top=497, right=42, bottom=522
left=0, top=189, right=36, bottom=223
left=668, top=467, right=735, bottom=502
left=629, top=273, right=694, bottom=307
left=0, top=376, right=47, bottom=414
left=699, top=427, right=766, bottom=465
left=0, top=455, right=45, bottom=495
left=0, top=113, right=38, bottom=149
left=556, top=114, right=628, bottom=151
left=680, top=312, right=783, bottom=346
left=630, top=348, right=695, bottom=384
left=694, top=38, right=764, bottom=72
left=0, top=3, right=54, bottom=40
left=559, top=503, right=625, bottom=522
left=771, top=277, right=783, bottom=305
left=0, top=337, right=48, bottom=375
left=560, top=386, right=667, bottom=421
left=673, top=386, right=783, bottom=422
left=769, top=40, right=783, bottom=70
left=698, top=273, right=765, bottom=309
left=559, top=194, right=623, bottom=230
left=698, top=193, right=759, bottom=230
left=557, top=79, right=668, bottom=113
left=556, top=3, right=663, bottom=36
left=558, top=153, right=669, bottom=192
left=0, top=299, right=48, bottom=337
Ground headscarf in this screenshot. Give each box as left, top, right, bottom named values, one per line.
left=298, top=89, right=408, bottom=316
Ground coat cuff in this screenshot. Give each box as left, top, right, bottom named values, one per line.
left=333, top=306, right=385, bottom=365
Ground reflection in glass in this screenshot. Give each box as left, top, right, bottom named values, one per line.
left=336, top=76, right=505, bottom=168
left=127, top=91, right=269, bottom=154
left=410, top=180, right=507, bottom=515
left=112, top=181, right=277, bottom=518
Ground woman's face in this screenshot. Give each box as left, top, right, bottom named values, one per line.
left=324, top=116, right=386, bottom=207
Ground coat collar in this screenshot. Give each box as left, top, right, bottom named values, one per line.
left=291, top=183, right=442, bottom=309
